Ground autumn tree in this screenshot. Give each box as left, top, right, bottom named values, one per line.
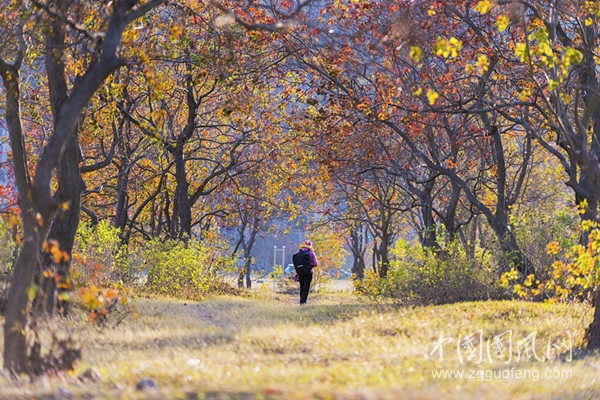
left=0, top=0, right=169, bottom=373
left=467, top=0, right=600, bottom=350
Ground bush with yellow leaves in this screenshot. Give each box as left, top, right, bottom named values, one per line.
left=500, top=221, right=600, bottom=303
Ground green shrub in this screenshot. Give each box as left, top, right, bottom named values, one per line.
left=142, top=233, right=236, bottom=300
left=71, top=220, right=130, bottom=287
left=355, top=238, right=503, bottom=305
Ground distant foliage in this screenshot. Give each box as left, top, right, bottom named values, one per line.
left=355, top=238, right=502, bottom=305
left=70, top=221, right=238, bottom=320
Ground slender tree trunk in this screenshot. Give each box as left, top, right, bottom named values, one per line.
left=114, top=158, right=130, bottom=234
left=349, top=226, right=367, bottom=279
left=0, top=53, right=41, bottom=373
left=0, top=68, right=42, bottom=371
left=488, top=212, right=533, bottom=277
left=378, top=232, right=391, bottom=278
left=174, top=151, right=192, bottom=238
left=245, top=258, right=252, bottom=289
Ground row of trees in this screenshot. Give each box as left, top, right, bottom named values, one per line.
left=2, top=0, right=600, bottom=372
left=297, top=0, right=600, bottom=344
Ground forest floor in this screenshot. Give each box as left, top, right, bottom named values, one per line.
left=0, top=285, right=599, bottom=399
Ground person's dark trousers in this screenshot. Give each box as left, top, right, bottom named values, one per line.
left=299, top=273, right=313, bottom=304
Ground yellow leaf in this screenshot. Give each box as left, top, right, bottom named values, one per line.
left=27, top=284, right=38, bottom=302
left=409, top=45, right=422, bottom=63
left=413, top=87, right=422, bottom=96
left=519, top=88, right=531, bottom=101
left=474, top=0, right=491, bottom=14
left=490, top=164, right=498, bottom=178
left=496, top=15, right=509, bottom=32
left=434, top=37, right=462, bottom=59
left=426, top=89, right=439, bottom=105
left=514, top=42, right=528, bottom=63
left=546, top=241, right=561, bottom=255
left=476, top=54, right=489, bottom=72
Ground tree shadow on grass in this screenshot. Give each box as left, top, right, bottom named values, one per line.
left=192, top=292, right=373, bottom=329
left=99, top=293, right=374, bottom=355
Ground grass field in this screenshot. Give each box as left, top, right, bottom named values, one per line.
left=0, top=287, right=599, bottom=399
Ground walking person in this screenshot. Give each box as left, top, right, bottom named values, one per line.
left=292, top=240, right=319, bottom=304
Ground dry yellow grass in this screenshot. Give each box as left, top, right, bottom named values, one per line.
left=0, top=289, right=599, bottom=399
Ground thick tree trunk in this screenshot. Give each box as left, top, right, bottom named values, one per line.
left=3, top=219, right=49, bottom=372
left=37, top=131, right=85, bottom=315
left=573, top=23, right=600, bottom=351
left=587, top=291, right=600, bottom=349
left=35, top=2, right=86, bottom=315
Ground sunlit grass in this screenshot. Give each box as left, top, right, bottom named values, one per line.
left=1, top=289, right=600, bottom=399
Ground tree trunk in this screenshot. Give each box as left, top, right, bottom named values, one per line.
left=114, top=158, right=130, bottom=235
left=3, top=218, right=50, bottom=372
left=349, top=227, right=367, bottom=279
left=488, top=212, right=533, bottom=278
left=37, top=131, right=85, bottom=315
left=173, top=150, right=192, bottom=238
left=35, top=0, right=89, bottom=315
left=237, top=267, right=245, bottom=289
left=420, top=199, right=438, bottom=249
left=587, top=292, right=600, bottom=349
left=245, top=259, right=252, bottom=289
left=378, top=233, right=391, bottom=278
left=571, top=23, right=600, bottom=351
